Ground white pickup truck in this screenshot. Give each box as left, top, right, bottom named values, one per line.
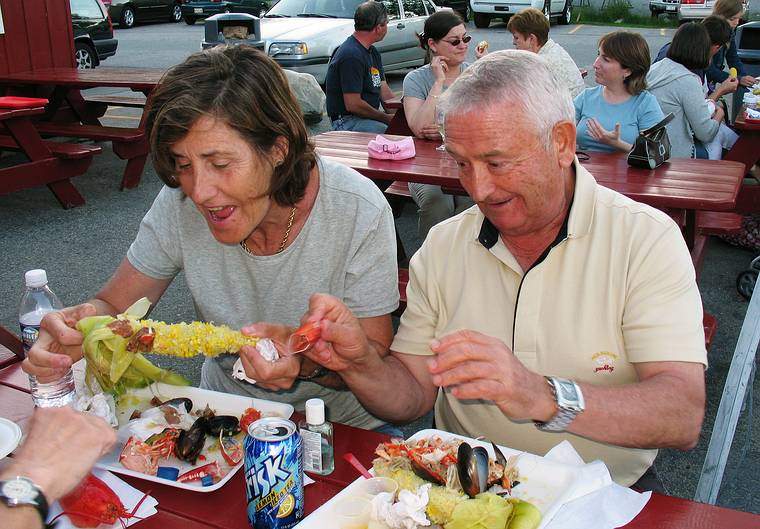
left=469, top=0, right=572, bottom=28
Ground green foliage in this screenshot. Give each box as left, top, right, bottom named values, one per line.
left=573, top=5, right=678, bottom=27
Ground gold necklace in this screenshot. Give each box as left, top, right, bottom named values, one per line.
left=240, top=206, right=297, bottom=256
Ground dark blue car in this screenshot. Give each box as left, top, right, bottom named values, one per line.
left=182, top=0, right=273, bottom=25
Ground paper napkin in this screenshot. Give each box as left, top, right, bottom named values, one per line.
left=542, top=441, right=650, bottom=529
left=47, top=468, right=158, bottom=529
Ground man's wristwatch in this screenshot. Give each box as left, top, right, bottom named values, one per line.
left=297, top=365, right=329, bottom=381
left=534, top=376, right=585, bottom=432
left=0, top=476, right=50, bottom=526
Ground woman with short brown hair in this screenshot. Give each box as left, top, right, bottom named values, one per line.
left=574, top=31, right=664, bottom=153
left=709, top=0, right=757, bottom=88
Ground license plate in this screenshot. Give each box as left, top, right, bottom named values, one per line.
left=666, top=5, right=676, bottom=10
left=495, top=5, right=509, bottom=11
left=194, top=7, right=203, bottom=13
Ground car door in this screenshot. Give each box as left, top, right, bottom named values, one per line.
left=70, top=0, right=108, bottom=39
left=399, top=0, right=427, bottom=64
left=374, top=0, right=408, bottom=70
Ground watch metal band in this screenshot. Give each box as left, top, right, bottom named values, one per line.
left=534, top=376, right=584, bottom=432
left=297, top=365, right=329, bottom=381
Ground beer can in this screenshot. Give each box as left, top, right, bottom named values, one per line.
left=244, top=417, right=304, bottom=529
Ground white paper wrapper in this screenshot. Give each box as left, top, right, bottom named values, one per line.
left=47, top=468, right=158, bottom=529
left=232, top=338, right=280, bottom=384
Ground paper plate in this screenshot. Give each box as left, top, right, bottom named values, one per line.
left=0, top=417, right=22, bottom=459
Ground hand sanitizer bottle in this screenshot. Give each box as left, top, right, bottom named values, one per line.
left=299, top=398, right=334, bottom=475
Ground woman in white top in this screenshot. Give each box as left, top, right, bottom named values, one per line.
left=402, top=10, right=485, bottom=240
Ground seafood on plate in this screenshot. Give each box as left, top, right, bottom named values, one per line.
left=78, top=297, right=261, bottom=394
left=371, top=436, right=538, bottom=529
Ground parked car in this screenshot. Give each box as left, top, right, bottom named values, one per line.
left=469, top=0, right=572, bottom=29
left=437, top=0, right=468, bottom=20
left=71, top=0, right=118, bottom=69
left=649, top=0, right=680, bottom=17
left=183, top=0, right=273, bottom=25
left=101, top=0, right=186, bottom=28
left=261, top=0, right=435, bottom=85
left=678, top=0, right=750, bottom=22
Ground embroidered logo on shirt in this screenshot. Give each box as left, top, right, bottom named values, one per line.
left=592, top=351, right=618, bottom=374
left=370, top=67, right=381, bottom=88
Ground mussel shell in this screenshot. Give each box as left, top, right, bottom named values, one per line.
left=205, top=415, right=241, bottom=437
left=161, top=397, right=193, bottom=412
left=457, top=443, right=490, bottom=498
left=176, top=417, right=208, bottom=464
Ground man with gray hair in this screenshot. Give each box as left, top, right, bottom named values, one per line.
left=306, top=50, right=707, bottom=491
left=325, top=0, right=395, bottom=132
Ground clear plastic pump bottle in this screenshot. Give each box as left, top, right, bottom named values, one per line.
left=299, top=398, right=334, bottom=475
left=19, top=269, right=76, bottom=407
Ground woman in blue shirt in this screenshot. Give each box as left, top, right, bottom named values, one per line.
left=575, top=31, right=664, bottom=153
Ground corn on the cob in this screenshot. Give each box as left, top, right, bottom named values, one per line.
left=76, top=297, right=258, bottom=395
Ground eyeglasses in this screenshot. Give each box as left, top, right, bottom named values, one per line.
left=440, top=34, right=471, bottom=47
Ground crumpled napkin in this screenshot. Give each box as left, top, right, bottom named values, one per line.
left=542, top=441, right=650, bottom=529
left=745, top=107, right=760, bottom=120
left=232, top=338, right=280, bottom=384
left=47, top=468, right=158, bottom=529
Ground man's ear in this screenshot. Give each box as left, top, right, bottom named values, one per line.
left=552, top=121, right=577, bottom=168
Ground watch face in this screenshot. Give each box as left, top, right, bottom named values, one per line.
left=2, top=478, right=36, bottom=502
left=557, top=379, right=577, bottom=401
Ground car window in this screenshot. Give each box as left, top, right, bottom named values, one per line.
left=70, top=0, right=104, bottom=19
left=267, top=0, right=363, bottom=18
left=378, top=0, right=401, bottom=20
left=421, top=0, right=436, bottom=15
left=401, top=0, right=425, bottom=17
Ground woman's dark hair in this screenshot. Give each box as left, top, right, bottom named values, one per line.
left=598, top=31, right=651, bottom=96
left=701, top=15, right=731, bottom=46
left=668, top=22, right=711, bottom=71
left=416, top=10, right=464, bottom=52
left=145, top=45, right=315, bottom=207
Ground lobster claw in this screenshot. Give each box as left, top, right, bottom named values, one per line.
left=285, top=321, right=321, bottom=356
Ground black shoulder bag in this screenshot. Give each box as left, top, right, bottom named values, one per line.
left=627, top=112, right=675, bottom=170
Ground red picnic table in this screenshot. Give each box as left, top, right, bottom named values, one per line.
left=0, top=104, right=100, bottom=208
left=727, top=106, right=760, bottom=214
left=0, top=67, right=165, bottom=195
left=313, top=130, right=745, bottom=252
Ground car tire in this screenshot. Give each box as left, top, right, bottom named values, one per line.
left=121, top=5, right=136, bottom=28
left=185, top=15, right=197, bottom=24
left=542, top=1, right=551, bottom=23
left=75, top=42, right=97, bottom=70
left=559, top=0, right=571, bottom=24
left=473, top=12, right=490, bottom=28
left=172, top=3, right=183, bottom=22
left=458, top=5, right=469, bottom=21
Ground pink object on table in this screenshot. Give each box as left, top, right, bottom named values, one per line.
left=343, top=452, right=373, bottom=479
left=0, top=96, right=49, bottom=109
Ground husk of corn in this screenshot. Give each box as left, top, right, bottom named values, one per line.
left=76, top=297, right=258, bottom=395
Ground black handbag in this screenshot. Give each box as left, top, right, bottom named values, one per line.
left=627, top=113, right=675, bottom=169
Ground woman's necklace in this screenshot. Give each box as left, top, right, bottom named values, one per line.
left=240, top=205, right=297, bottom=256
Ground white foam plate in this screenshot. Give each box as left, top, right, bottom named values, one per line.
left=95, top=383, right=294, bottom=492
left=0, top=417, right=22, bottom=460
left=295, top=428, right=584, bottom=529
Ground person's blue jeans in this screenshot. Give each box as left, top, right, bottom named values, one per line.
left=373, top=423, right=404, bottom=438
left=331, top=114, right=387, bottom=133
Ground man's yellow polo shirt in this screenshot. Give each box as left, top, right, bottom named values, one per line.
left=391, top=162, right=707, bottom=486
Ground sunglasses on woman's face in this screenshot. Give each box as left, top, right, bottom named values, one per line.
left=441, top=35, right=471, bottom=47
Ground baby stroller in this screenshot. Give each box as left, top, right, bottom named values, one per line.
left=736, top=255, right=760, bottom=300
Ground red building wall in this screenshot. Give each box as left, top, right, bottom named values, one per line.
left=0, top=0, right=75, bottom=75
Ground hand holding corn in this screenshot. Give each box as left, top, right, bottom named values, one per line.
left=78, top=298, right=259, bottom=395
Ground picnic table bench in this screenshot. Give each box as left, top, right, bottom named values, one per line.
left=0, top=105, right=100, bottom=208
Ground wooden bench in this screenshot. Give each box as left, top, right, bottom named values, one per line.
left=34, top=121, right=148, bottom=190
left=396, top=267, right=718, bottom=351
left=0, top=133, right=101, bottom=159
left=82, top=94, right=147, bottom=108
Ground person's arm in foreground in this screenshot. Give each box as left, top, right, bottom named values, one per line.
left=0, top=407, right=116, bottom=529
left=304, top=294, right=438, bottom=422
left=23, top=257, right=172, bottom=382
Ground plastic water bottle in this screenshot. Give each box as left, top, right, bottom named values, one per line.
left=19, top=269, right=76, bottom=407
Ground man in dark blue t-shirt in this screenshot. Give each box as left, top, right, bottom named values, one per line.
left=325, top=0, right=395, bottom=132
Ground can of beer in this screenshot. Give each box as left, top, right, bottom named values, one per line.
left=244, top=417, right=304, bottom=529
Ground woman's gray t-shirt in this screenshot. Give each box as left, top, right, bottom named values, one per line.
left=402, top=62, right=470, bottom=100
left=127, top=157, right=399, bottom=430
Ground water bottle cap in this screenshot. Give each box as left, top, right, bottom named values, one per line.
left=305, top=398, right=325, bottom=425
left=25, top=269, right=48, bottom=288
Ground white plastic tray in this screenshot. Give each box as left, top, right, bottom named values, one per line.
left=95, top=383, right=294, bottom=492
left=295, top=429, right=584, bottom=528
left=0, top=417, right=22, bottom=460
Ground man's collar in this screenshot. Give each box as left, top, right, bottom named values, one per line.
left=477, top=158, right=596, bottom=250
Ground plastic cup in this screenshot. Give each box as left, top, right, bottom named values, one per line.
left=333, top=496, right=371, bottom=529
left=354, top=477, right=398, bottom=500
